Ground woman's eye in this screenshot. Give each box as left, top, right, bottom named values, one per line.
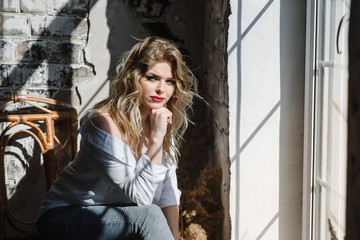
left=146, top=76, right=156, bottom=81
left=166, top=80, right=176, bottom=85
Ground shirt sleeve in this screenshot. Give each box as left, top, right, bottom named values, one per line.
left=158, top=161, right=182, bottom=208
left=80, top=119, right=168, bottom=206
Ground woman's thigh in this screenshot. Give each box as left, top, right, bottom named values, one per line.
left=37, top=204, right=174, bottom=240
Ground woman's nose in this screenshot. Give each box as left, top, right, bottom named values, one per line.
left=155, top=82, right=165, bottom=94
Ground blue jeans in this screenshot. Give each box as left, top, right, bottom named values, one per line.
left=36, top=204, right=174, bottom=240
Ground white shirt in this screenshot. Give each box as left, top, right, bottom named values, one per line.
left=38, top=112, right=181, bottom=218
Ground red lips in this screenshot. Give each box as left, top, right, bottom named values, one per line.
left=151, top=96, right=165, bottom=102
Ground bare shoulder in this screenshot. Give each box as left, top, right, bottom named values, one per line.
left=91, top=112, right=123, bottom=141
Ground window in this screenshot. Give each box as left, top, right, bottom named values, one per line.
left=303, top=0, right=350, bottom=239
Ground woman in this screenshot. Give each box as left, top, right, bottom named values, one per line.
left=36, top=36, right=198, bottom=240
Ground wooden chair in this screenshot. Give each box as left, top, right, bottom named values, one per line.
left=0, top=94, right=78, bottom=239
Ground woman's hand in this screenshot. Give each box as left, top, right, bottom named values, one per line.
left=145, top=106, right=173, bottom=166
left=149, top=106, right=173, bottom=141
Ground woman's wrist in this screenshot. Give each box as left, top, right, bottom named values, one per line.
left=148, top=134, right=164, bottom=146
left=145, top=136, right=164, bottom=165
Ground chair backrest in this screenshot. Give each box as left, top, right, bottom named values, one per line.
left=0, top=94, right=78, bottom=239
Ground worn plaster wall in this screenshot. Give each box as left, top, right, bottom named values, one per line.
left=78, top=0, right=145, bottom=116
left=202, top=0, right=231, bottom=238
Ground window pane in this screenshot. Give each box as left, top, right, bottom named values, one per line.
left=314, top=0, right=349, bottom=239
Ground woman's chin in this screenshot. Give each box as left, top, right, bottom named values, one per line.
left=141, top=103, right=165, bottom=111
left=152, top=105, right=165, bottom=109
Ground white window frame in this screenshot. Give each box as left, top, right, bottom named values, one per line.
left=302, top=0, right=318, bottom=239
left=303, top=0, right=349, bottom=239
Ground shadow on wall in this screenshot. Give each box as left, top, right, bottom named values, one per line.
left=279, top=0, right=305, bottom=239
left=229, top=1, right=280, bottom=239
left=1, top=1, right=94, bottom=235
left=229, top=0, right=305, bottom=239
left=4, top=123, right=74, bottom=235
left=0, top=0, right=92, bottom=103
left=4, top=133, right=45, bottom=235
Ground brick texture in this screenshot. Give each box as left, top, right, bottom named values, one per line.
left=0, top=0, right=18, bottom=12
left=30, top=15, right=88, bottom=38
left=17, top=41, right=84, bottom=64
left=0, top=40, right=17, bottom=62
left=0, top=0, right=92, bottom=100
left=20, top=0, right=48, bottom=13
left=0, top=64, right=93, bottom=88
left=54, top=0, right=89, bottom=15
left=0, top=15, right=29, bottom=36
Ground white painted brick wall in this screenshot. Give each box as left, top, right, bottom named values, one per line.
left=0, top=0, right=18, bottom=12
left=0, top=40, right=17, bottom=62
left=0, top=2, right=92, bottom=231
left=21, top=0, right=48, bottom=13
left=1, top=15, right=29, bottom=36
left=0, top=0, right=92, bottom=101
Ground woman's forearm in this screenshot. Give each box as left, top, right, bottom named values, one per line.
left=162, top=205, right=180, bottom=240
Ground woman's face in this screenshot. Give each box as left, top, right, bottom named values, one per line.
left=139, top=62, right=176, bottom=111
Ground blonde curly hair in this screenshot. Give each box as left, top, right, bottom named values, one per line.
left=91, top=36, right=198, bottom=164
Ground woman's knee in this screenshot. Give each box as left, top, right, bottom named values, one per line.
left=137, top=205, right=173, bottom=239
left=144, top=204, right=163, bottom=216
left=137, top=204, right=166, bottom=223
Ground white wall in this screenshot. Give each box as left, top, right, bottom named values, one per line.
left=77, top=0, right=145, bottom=116
left=228, top=0, right=305, bottom=239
